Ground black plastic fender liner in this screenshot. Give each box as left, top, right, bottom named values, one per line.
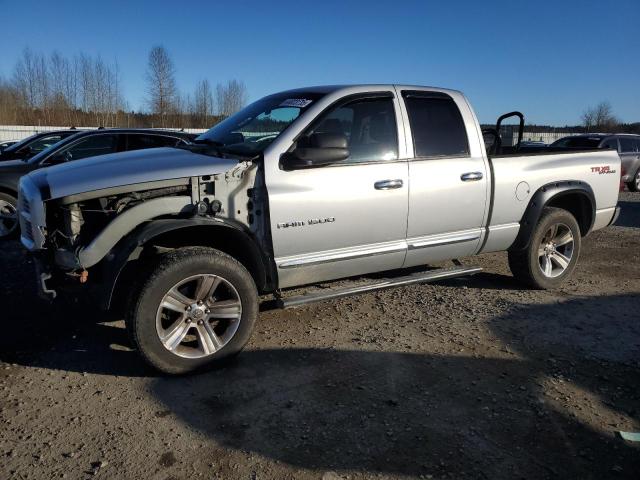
left=508, top=180, right=595, bottom=251
left=98, top=217, right=275, bottom=311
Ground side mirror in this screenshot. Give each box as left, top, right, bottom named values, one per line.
left=282, top=133, right=349, bottom=169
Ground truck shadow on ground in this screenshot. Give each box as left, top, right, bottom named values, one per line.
left=148, top=294, right=640, bottom=479
left=1, top=240, right=639, bottom=477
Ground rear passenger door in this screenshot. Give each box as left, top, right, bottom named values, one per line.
left=398, top=89, right=489, bottom=268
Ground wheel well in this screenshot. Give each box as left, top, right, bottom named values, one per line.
left=509, top=182, right=595, bottom=252
left=138, top=224, right=270, bottom=292
left=546, top=192, right=593, bottom=236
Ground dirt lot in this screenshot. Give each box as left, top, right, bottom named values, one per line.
left=1, top=192, right=639, bottom=480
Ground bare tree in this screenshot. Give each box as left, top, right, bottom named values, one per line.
left=0, top=76, right=20, bottom=124
left=1, top=46, right=253, bottom=128
left=216, top=79, right=248, bottom=117
left=193, top=79, right=214, bottom=125
left=12, top=48, right=40, bottom=120
left=145, top=46, right=178, bottom=126
left=49, top=51, right=69, bottom=111
left=582, top=101, right=618, bottom=132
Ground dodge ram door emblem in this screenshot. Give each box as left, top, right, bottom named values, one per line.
left=308, top=217, right=335, bottom=225
left=277, top=217, right=335, bottom=229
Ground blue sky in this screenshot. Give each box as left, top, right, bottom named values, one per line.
left=1, top=0, right=638, bottom=125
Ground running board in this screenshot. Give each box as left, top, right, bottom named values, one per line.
left=277, top=265, right=482, bottom=309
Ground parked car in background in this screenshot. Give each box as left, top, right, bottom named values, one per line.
left=0, top=128, right=195, bottom=239
left=516, top=140, right=549, bottom=153
left=17, top=84, right=621, bottom=374
left=520, top=140, right=547, bottom=147
left=0, top=129, right=81, bottom=162
left=550, top=134, right=640, bottom=191
left=0, top=140, right=18, bottom=150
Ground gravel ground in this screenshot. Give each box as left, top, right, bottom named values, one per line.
left=1, top=192, right=639, bottom=480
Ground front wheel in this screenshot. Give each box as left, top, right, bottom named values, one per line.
left=508, top=207, right=581, bottom=289
left=126, top=247, right=258, bottom=375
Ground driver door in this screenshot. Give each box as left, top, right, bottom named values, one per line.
left=266, top=92, right=410, bottom=288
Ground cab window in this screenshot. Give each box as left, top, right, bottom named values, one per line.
left=303, top=96, right=398, bottom=163
left=402, top=92, right=469, bottom=158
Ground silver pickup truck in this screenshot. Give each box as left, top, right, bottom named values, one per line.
left=18, top=85, right=621, bottom=374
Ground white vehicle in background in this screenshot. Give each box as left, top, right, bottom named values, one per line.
left=18, top=84, right=621, bottom=374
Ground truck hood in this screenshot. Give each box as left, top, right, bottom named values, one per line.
left=27, top=147, right=238, bottom=200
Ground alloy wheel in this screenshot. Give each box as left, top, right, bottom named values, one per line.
left=155, top=274, right=243, bottom=359
left=537, top=223, right=574, bottom=278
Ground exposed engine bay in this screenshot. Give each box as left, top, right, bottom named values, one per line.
left=40, top=160, right=267, bottom=271
left=48, top=184, right=192, bottom=250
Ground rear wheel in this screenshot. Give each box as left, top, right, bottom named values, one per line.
left=626, top=168, right=640, bottom=192
left=126, top=247, right=258, bottom=374
left=0, top=192, right=18, bottom=240
left=508, top=207, right=581, bottom=289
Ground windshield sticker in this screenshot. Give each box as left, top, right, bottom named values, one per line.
left=279, top=98, right=313, bottom=108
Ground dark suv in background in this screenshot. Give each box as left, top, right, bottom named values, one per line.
left=550, top=133, right=640, bottom=191
left=0, top=128, right=195, bottom=239
left=0, top=129, right=81, bottom=162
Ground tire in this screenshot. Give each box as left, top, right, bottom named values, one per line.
left=508, top=207, right=581, bottom=289
left=0, top=191, right=19, bottom=240
left=126, top=247, right=258, bottom=375
left=626, top=168, right=640, bottom=192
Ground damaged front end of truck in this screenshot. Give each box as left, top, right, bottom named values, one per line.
left=18, top=146, right=275, bottom=309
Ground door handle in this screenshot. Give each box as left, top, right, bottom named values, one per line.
left=460, top=172, right=483, bottom=182
left=374, top=179, right=403, bottom=190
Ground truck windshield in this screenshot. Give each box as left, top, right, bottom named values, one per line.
left=195, top=92, right=325, bottom=157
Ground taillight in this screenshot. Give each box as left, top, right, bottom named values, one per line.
left=620, top=166, right=626, bottom=192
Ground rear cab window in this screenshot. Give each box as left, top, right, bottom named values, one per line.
left=401, top=91, right=469, bottom=158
